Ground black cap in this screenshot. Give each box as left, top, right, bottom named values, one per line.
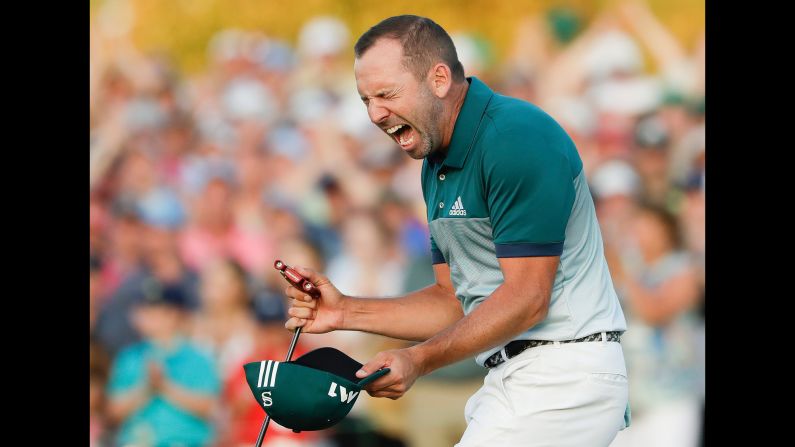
left=136, top=277, right=189, bottom=309
left=252, top=294, right=287, bottom=324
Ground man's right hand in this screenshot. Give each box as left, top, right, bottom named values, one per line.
left=284, top=266, right=346, bottom=333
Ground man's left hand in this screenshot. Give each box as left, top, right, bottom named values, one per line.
left=356, top=348, right=425, bottom=400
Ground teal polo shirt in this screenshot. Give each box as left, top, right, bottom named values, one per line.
left=108, top=337, right=220, bottom=446
left=421, top=77, right=627, bottom=366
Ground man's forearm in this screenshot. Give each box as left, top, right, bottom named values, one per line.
left=410, top=281, right=548, bottom=375
left=341, top=283, right=463, bottom=341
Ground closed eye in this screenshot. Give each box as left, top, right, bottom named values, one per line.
left=361, top=90, right=398, bottom=105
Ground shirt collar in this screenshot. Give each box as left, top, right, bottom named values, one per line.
left=434, top=76, right=494, bottom=169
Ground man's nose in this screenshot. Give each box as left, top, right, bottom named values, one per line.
left=367, top=102, right=389, bottom=124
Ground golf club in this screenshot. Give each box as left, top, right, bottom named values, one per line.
left=254, top=260, right=321, bottom=447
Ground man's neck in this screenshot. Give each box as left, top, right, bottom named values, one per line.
left=439, top=80, right=470, bottom=150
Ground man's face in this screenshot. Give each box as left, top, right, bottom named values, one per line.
left=355, top=38, right=443, bottom=159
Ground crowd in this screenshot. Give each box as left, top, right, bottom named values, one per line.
left=90, top=2, right=705, bottom=446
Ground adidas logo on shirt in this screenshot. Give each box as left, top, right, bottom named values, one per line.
left=449, top=196, right=467, bottom=216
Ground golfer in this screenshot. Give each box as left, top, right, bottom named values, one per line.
left=285, top=15, right=630, bottom=446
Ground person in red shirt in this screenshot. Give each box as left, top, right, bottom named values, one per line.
left=220, top=294, right=329, bottom=446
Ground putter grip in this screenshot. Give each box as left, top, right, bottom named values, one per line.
left=274, top=260, right=321, bottom=299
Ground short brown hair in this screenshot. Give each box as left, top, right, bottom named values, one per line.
left=354, top=15, right=465, bottom=82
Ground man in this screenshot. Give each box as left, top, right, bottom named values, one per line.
left=107, top=278, right=219, bottom=446
left=285, top=15, right=629, bottom=446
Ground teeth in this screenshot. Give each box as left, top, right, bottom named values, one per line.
left=399, top=133, right=414, bottom=146
left=386, top=124, right=405, bottom=134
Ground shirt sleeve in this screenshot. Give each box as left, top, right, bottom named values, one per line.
left=107, top=346, right=145, bottom=397
left=483, top=130, right=576, bottom=257
left=430, top=235, right=446, bottom=264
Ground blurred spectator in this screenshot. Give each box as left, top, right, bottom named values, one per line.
left=99, top=210, right=145, bottom=298
left=631, top=113, right=673, bottom=206
left=326, top=210, right=405, bottom=297
left=609, top=204, right=704, bottom=447
left=179, top=175, right=274, bottom=274
left=590, top=159, right=641, bottom=254
left=106, top=279, right=220, bottom=446
left=190, top=259, right=257, bottom=379
left=95, top=225, right=199, bottom=356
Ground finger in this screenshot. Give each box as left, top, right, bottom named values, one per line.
left=369, top=390, right=404, bottom=399
left=293, top=266, right=329, bottom=287
left=285, top=317, right=307, bottom=331
left=290, top=297, right=317, bottom=309
left=288, top=307, right=315, bottom=320
left=363, top=374, right=399, bottom=392
left=285, top=287, right=314, bottom=302
left=365, top=380, right=403, bottom=394
left=356, top=354, right=389, bottom=379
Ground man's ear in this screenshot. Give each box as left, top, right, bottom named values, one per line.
left=429, top=63, right=453, bottom=99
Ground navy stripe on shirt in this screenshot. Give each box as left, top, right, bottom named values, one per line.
left=495, top=242, right=564, bottom=257
left=431, top=248, right=446, bottom=264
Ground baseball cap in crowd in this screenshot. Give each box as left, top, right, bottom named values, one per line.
left=633, top=115, right=670, bottom=150
left=135, top=278, right=190, bottom=309
left=451, top=33, right=494, bottom=77
left=251, top=295, right=288, bottom=325
left=244, top=347, right=389, bottom=431
left=222, top=78, right=278, bottom=124
left=583, top=30, right=643, bottom=81
left=589, top=159, right=641, bottom=199
left=682, top=169, right=705, bottom=193
left=547, top=7, right=582, bottom=44
left=180, top=156, right=238, bottom=196
left=136, top=186, right=186, bottom=229
left=546, top=97, right=597, bottom=137
left=288, top=87, right=335, bottom=124
left=124, top=97, right=169, bottom=133
left=254, top=39, right=296, bottom=73
left=587, top=77, right=663, bottom=116
left=266, top=124, right=309, bottom=161
left=298, top=16, right=350, bottom=58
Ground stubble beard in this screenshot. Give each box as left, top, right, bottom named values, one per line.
left=406, top=86, right=444, bottom=160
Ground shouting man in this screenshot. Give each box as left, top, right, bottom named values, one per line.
left=285, top=15, right=630, bottom=446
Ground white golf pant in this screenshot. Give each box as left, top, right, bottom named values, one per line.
left=456, top=340, right=629, bottom=447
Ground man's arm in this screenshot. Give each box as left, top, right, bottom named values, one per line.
left=285, top=263, right=463, bottom=342
left=355, top=256, right=558, bottom=398
left=343, top=262, right=464, bottom=340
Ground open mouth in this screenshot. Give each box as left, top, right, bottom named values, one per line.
left=386, top=124, right=416, bottom=149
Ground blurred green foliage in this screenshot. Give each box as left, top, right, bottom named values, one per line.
left=90, top=0, right=704, bottom=75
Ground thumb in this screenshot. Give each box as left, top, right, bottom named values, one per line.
left=294, top=266, right=329, bottom=287
left=356, top=354, right=387, bottom=379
